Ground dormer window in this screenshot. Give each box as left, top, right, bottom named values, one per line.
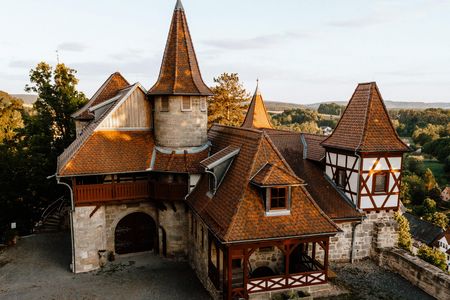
left=373, top=172, right=388, bottom=193
left=181, top=96, right=192, bottom=111
left=269, top=187, right=287, bottom=210
left=161, top=96, right=169, bottom=112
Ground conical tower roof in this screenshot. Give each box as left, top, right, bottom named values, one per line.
left=321, top=82, right=409, bottom=153
left=241, top=82, right=273, bottom=129
left=148, top=0, right=212, bottom=96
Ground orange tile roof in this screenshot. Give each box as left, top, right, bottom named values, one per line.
left=251, top=163, right=303, bottom=187
left=187, top=125, right=339, bottom=243
left=72, top=72, right=130, bottom=120
left=266, top=129, right=363, bottom=221
left=58, top=131, right=154, bottom=176
left=321, top=82, right=409, bottom=153
left=148, top=3, right=212, bottom=96
left=241, top=85, right=274, bottom=129
left=152, top=147, right=209, bottom=173
left=302, top=134, right=326, bottom=161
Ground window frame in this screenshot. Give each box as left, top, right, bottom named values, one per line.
left=335, top=168, right=347, bottom=189
left=269, top=187, right=288, bottom=210
left=372, top=171, right=389, bottom=194
left=181, top=96, right=192, bottom=112
left=161, top=96, right=169, bottom=112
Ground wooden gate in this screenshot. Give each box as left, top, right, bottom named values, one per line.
left=115, top=212, right=157, bottom=254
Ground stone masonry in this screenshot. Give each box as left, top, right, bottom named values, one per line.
left=73, top=201, right=188, bottom=273
left=154, top=95, right=207, bottom=148
left=329, top=211, right=398, bottom=262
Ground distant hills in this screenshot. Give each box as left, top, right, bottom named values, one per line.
left=7, top=94, right=450, bottom=111
left=266, top=100, right=450, bottom=112
left=11, top=94, right=38, bottom=107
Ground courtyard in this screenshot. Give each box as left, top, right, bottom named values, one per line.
left=0, top=232, right=210, bottom=300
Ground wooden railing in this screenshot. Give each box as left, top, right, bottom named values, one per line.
left=245, top=270, right=326, bottom=294
left=74, top=181, right=188, bottom=205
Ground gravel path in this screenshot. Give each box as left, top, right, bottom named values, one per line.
left=319, top=259, right=435, bottom=300
left=0, top=232, right=210, bottom=300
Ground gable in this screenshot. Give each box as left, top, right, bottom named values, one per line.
left=97, top=86, right=151, bottom=130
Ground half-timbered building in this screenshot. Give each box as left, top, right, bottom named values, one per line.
left=55, top=1, right=407, bottom=299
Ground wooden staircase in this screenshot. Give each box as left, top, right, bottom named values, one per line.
left=35, top=197, right=69, bottom=233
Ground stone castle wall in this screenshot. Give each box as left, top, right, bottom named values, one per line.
left=154, top=95, right=207, bottom=148
left=72, top=201, right=188, bottom=273
left=329, top=211, right=398, bottom=262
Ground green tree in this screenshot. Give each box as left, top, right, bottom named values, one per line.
left=25, top=62, right=87, bottom=153
left=417, top=244, right=447, bottom=271
left=412, top=124, right=442, bottom=145
left=399, top=181, right=411, bottom=205
left=394, top=212, right=412, bottom=251
left=423, top=169, right=437, bottom=191
left=403, top=174, right=426, bottom=205
left=208, top=73, right=249, bottom=127
left=422, top=137, right=450, bottom=163
left=423, top=198, right=437, bottom=214
left=0, top=62, right=87, bottom=235
left=405, top=156, right=425, bottom=175
left=423, top=212, right=449, bottom=229
left=317, top=102, right=344, bottom=115
left=0, top=91, right=24, bottom=143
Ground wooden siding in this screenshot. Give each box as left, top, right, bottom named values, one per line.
left=99, top=88, right=151, bottom=129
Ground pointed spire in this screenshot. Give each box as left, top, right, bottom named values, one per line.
left=148, top=0, right=212, bottom=96
left=175, top=0, right=184, bottom=11
left=321, top=82, right=409, bottom=153
left=241, top=81, right=273, bottom=129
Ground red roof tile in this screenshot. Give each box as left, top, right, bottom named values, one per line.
left=59, top=131, right=154, bottom=176
left=321, top=82, right=409, bottom=153
left=302, top=134, right=326, bottom=161
left=241, top=85, right=273, bottom=129
left=200, top=145, right=240, bottom=169
left=72, top=72, right=130, bottom=120
left=251, top=163, right=303, bottom=187
left=187, top=125, right=339, bottom=242
left=266, top=129, right=363, bottom=220
left=152, top=147, right=209, bottom=173
left=148, top=3, right=212, bottom=96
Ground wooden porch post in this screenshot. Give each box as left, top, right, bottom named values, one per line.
left=285, top=243, right=290, bottom=276
left=227, top=246, right=232, bottom=300
left=243, top=248, right=249, bottom=299
left=312, top=242, right=316, bottom=261
left=324, top=238, right=329, bottom=280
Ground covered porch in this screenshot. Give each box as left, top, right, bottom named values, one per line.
left=208, top=235, right=330, bottom=300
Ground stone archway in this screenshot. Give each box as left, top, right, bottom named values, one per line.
left=114, top=212, right=157, bottom=255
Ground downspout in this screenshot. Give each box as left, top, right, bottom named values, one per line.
left=50, top=174, right=76, bottom=273
left=350, top=150, right=363, bottom=263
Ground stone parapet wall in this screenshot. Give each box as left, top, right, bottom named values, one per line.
left=330, top=211, right=397, bottom=262
left=376, top=248, right=450, bottom=300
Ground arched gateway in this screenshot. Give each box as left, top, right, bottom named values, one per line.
left=114, top=212, right=157, bottom=255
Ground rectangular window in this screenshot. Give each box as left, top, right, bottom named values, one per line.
left=200, top=97, right=207, bottom=112
left=335, top=168, right=347, bottom=189
left=161, top=96, right=169, bottom=112
left=181, top=96, right=191, bottom=111
left=373, top=172, right=388, bottom=193
left=270, top=187, right=287, bottom=210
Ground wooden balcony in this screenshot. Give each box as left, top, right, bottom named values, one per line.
left=74, top=181, right=188, bottom=205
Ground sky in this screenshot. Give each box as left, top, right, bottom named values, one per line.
left=1, top=0, right=450, bottom=103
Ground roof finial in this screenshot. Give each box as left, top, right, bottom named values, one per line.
left=255, top=78, right=261, bottom=95
left=175, top=0, right=184, bottom=11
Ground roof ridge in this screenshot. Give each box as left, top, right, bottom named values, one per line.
left=224, top=132, right=265, bottom=241
left=356, top=82, right=373, bottom=152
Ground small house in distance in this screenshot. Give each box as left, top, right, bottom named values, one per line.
left=55, top=1, right=409, bottom=299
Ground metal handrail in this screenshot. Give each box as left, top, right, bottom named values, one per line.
left=39, top=196, right=67, bottom=225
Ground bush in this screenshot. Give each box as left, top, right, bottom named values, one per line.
left=417, top=244, right=447, bottom=271
left=394, top=212, right=412, bottom=251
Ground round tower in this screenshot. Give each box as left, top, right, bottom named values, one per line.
left=148, top=1, right=212, bottom=149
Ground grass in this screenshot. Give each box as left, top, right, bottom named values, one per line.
left=423, top=159, right=449, bottom=186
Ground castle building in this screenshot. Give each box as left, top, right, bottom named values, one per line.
left=56, top=1, right=408, bottom=299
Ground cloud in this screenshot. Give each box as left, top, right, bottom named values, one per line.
left=58, top=42, right=87, bottom=52
left=328, top=15, right=389, bottom=28
left=202, top=31, right=308, bottom=50
left=8, top=59, right=37, bottom=69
